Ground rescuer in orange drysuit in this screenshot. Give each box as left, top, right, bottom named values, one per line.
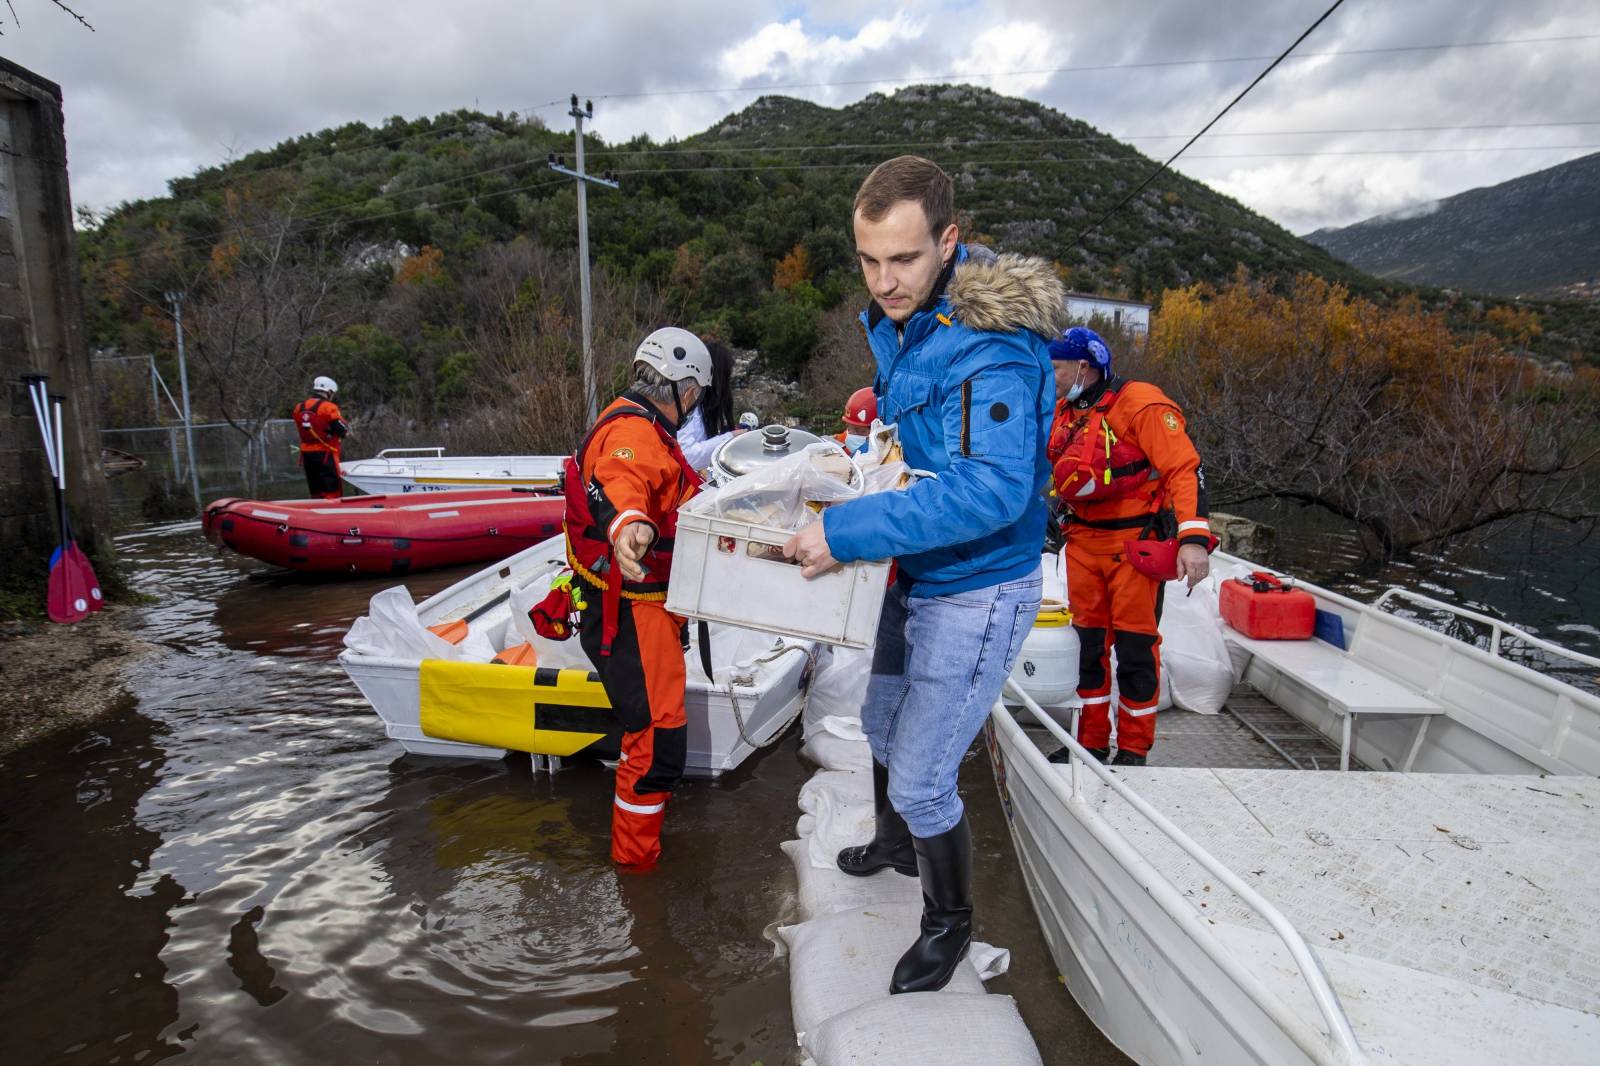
left=294, top=375, right=349, bottom=499
left=1046, top=327, right=1212, bottom=765
left=563, top=327, right=709, bottom=868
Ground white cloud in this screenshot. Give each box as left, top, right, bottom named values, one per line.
left=949, top=22, right=1058, bottom=96
left=1, top=0, right=1593, bottom=234
left=718, top=13, right=927, bottom=82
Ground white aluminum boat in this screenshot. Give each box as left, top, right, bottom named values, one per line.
left=987, top=551, right=1600, bottom=1066
left=338, top=535, right=816, bottom=776
left=340, top=448, right=563, bottom=495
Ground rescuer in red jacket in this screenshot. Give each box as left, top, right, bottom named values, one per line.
left=563, top=327, right=709, bottom=868
left=293, top=375, right=349, bottom=500
left=1046, top=328, right=1212, bottom=765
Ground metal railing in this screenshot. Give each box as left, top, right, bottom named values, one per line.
left=371, top=447, right=446, bottom=461
left=1372, top=587, right=1600, bottom=670
left=1002, top=679, right=1367, bottom=1066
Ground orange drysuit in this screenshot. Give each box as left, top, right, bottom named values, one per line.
left=566, top=393, right=701, bottom=867
left=1047, top=378, right=1209, bottom=757
left=294, top=396, right=348, bottom=499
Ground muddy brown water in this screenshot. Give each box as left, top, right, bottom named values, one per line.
left=0, top=520, right=1126, bottom=1066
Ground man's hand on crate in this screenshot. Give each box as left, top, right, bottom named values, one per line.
left=783, top=523, right=839, bottom=579
left=613, top=522, right=656, bottom=582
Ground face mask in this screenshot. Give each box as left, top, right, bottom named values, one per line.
left=1064, top=365, right=1088, bottom=402
left=843, top=433, right=867, bottom=452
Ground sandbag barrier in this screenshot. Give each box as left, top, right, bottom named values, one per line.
left=777, top=646, right=1044, bottom=1066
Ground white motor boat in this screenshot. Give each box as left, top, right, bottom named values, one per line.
left=987, top=550, right=1600, bottom=1065
left=340, top=448, right=563, bottom=495
left=338, top=534, right=816, bottom=776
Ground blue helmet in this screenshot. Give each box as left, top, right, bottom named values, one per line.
left=1047, top=326, right=1112, bottom=372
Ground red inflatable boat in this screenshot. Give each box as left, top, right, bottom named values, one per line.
left=203, top=490, right=565, bottom=575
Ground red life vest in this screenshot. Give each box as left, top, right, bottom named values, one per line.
left=294, top=397, right=342, bottom=455
left=562, top=400, right=702, bottom=655
left=1049, top=380, right=1155, bottom=504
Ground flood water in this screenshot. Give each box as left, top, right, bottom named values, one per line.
left=0, top=521, right=1120, bottom=1066
left=6, top=496, right=1593, bottom=1065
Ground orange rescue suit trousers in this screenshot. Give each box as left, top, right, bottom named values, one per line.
left=1065, top=537, right=1165, bottom=756
left=578, top=590, right=688, bottom=868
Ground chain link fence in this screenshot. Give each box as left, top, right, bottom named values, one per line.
left=100, top=419, right=307, bottom=516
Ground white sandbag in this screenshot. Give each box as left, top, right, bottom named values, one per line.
left=776, top=905, right=989, bottom=1041
left=804, top=644, right=873, bottom=736
left=781, top=839, right=921, bottom=921
left=798, top=769, right=874, bottom=870
left=343, top=586, right=462, bottom=660
left=1160, top=578, right=1235, bottom=714
left=801, top=992, right=1042, bottom=1066
left=800, top=716, right=873, bottom=772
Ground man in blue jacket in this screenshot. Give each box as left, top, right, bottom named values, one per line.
left=785, top=156, right=1066, bottom=994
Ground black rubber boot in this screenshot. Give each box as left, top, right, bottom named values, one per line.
left=1048, top=746, right=1108, bottom=764
left=890, top=813, right=973, bottom=994
left=837, top=761, right=918, bottom=877
left=1111, top=750, right=1148, bottom=766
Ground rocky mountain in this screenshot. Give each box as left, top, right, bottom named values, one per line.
left=1305, top=152, right=1600, bottom=298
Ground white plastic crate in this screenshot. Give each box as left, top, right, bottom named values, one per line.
left=667, top=508, right=889, bottom=649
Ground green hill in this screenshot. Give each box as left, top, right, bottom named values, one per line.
left=78, top=84, right=1598, bottom=428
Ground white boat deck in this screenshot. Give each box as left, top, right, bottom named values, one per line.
left=1077, top=765, right=1600, bottom=1021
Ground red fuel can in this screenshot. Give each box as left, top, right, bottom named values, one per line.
left=1219, top=571, right=1316, bottom=639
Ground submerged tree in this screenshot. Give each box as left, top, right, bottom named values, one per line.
left=1146, top=270, right=1600, bottom=557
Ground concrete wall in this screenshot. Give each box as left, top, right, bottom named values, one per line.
left=0, top=58, right=106, bottom=557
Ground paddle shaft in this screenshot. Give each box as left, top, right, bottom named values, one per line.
left=462, top=589, right=512, bottom=624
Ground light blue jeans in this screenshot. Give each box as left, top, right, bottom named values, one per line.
left=861, top=570, right=1043, bottom=837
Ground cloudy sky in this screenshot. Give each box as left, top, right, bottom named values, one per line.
left=4, top=0, right=1596, bottom=233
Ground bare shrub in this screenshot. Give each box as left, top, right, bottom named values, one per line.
left=447, top=239, right=665, bottom=454
left=798, top=303, right=875, bottom=427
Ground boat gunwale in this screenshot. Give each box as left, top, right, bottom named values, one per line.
left=994, top=684, right=1368, bottom=1066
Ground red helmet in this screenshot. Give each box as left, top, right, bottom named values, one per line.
left=843, top=387, right=877, bottom=429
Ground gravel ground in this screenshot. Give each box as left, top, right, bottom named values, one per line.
left=0, top=608, right=151, bottom=757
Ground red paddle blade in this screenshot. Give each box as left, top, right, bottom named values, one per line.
left=65, top=541, right=104, bottom=610
left=47, top=546, right=91, bottom=624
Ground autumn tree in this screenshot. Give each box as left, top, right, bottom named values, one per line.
left=1147, top=270, right=1600, bottom=557
left=183, top=190, right=355, bottom=494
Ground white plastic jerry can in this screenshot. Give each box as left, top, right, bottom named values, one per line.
left=1007, top=598, right=1080, bottom=723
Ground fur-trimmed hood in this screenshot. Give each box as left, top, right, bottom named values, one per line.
left=947, top=249, right=1069, bottom=339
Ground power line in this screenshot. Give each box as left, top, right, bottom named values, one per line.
left=1074, top=0, right=1348, bottom=245
left=603, top=144, right=1600, bottom=178
left=585, top=120, right=1600, bottom=158
left=588, top=32, right=1600, bottom=102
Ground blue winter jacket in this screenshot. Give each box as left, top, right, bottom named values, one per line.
left=824, top=244, right=1066, bottom=597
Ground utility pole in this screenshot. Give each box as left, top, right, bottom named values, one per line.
left=164, top=290, right=202, bottom=510
left=549, top=94, right=619, bottom=423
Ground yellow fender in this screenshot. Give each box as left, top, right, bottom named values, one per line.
left=419, top=660, right=615, bottom=755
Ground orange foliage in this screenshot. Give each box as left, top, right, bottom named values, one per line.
left=773, top=243, right=812, bottom=290
left=396, top=245, right=445, bottom=286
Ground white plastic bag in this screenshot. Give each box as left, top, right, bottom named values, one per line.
left=1160, top=578, right=1236, bottom=714
left=690, top=441, right=863, bottom=530
left=343, top=586, right=461, bottom=661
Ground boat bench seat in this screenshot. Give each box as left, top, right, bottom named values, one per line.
left=1224, top=631, right=1444, bottom=771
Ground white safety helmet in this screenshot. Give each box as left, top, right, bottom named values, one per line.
left=312, top=375, right=338, bottom=395
left=633, top=327, right=711, bottom=388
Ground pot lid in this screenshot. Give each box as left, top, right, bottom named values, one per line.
left=714, top=424, right=825, bottom=477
